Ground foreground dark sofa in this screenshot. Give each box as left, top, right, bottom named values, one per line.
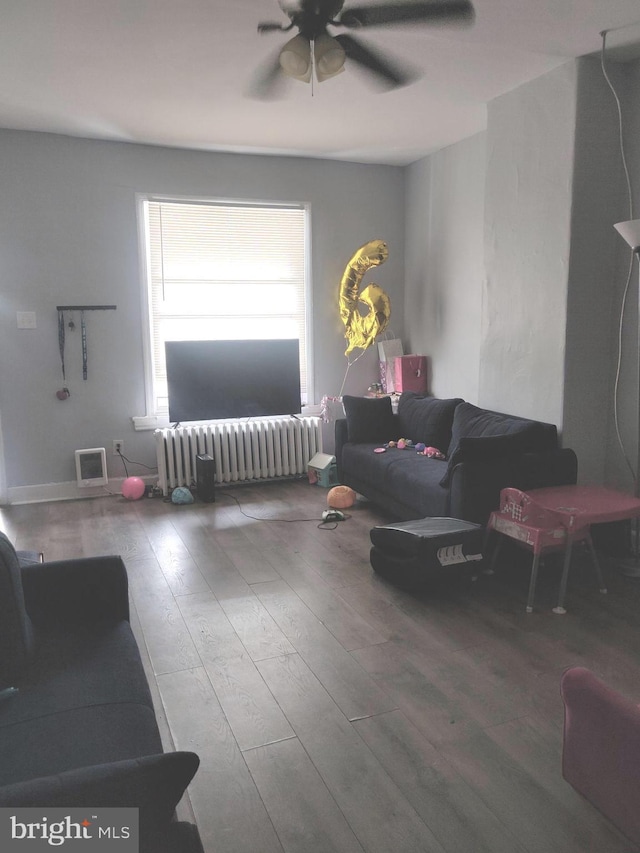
left=0, top=533, right=202, bottom=853
left=336, top=392, right=578, bottom=525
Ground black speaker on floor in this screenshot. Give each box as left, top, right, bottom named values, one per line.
left=196, top=453, right=216, bottom=503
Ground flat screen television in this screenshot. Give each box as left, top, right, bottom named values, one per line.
left=165, top=339, right=302, bottom=423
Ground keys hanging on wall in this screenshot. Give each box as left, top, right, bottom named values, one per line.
left=81, top=311, right=87, bottom=380
left=55, top=305, right=117, bottom=395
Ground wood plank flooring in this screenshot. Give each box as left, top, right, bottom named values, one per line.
left=3, top=480, right=640, bottom=853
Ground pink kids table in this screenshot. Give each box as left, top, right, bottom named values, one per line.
left=487, top=485, right=640, bottom=613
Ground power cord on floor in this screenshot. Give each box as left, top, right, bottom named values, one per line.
left=217, top=490, right=350, bottom=530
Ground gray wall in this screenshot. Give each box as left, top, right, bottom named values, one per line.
left=0, top=130, right=405, bottom=490
left=404, top=133, right=486, bottom=402
left=563, top=58, right=627, bottom=484
left=404, top=58, right=632, bottom=488
left=404, top=63, right=581, bottom=427
left=479, top=62, right=578, bottom=428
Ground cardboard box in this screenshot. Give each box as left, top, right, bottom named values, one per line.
left=308, top=452, right=339, bottom=488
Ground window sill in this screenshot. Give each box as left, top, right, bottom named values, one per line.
left=134, top=405, right=319, bottom=431
left=132, top=415, right=171, bottom=431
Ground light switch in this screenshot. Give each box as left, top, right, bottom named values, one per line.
left=17, top=311, right=37, bottom=329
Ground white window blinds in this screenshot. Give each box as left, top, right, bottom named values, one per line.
left=143, top=198, right=308, bottom=416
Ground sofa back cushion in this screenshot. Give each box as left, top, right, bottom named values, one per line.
left=0, top=533, right=34, bottom=688
left=397, top=393, right=463, bottom=452
left=440, top=431, right=540, bottom=487
left=447, top=402, right=557, bottom=457
left=343, top=395, right=398, bottom=444
left=441, top=403, right=558, bottom=487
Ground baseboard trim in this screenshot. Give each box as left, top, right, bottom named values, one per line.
left=6, top=475, right=157, bottom=505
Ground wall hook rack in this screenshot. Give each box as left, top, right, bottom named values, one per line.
left=56, top=305, right=117, bottom=312
left=56, top=305, right=117, bottom=382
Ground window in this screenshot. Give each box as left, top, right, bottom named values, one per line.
left=136, top=196, right=310, bottom=426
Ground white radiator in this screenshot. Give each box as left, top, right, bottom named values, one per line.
left=155, top=417, right=322, bottom=495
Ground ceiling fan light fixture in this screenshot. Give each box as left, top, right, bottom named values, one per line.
left=314, top=33, right=346, bottom=82
left=254, top=0, right=477, bottom=97
left=279, top=33, right=312, bottom=81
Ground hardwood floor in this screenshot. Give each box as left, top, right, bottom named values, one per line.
left=3, top=480, right=640, bottom=853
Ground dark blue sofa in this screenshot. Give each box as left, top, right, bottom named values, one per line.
left=0, top=533, right=202, bottom=853
left=336, top=392, right=578, bottom=525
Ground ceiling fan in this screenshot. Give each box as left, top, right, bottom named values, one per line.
left=251, top=0, right=475, bottom=97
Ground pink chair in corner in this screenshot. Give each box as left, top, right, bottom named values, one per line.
left=561, top=666, right=640, bottom=846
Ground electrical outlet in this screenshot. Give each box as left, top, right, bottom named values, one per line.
left=112, top=440, right=124, bottom=456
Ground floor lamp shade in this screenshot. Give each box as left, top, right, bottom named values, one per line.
left=614, top=220, right=640, bottom=253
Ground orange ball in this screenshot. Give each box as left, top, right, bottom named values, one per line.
left=327, top=485, right=356, bottom=509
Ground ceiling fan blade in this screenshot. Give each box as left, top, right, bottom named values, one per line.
left=258, top=21, right=291, bottom=33
left=339, top=0, right=474, bottom=28
left=335, top=33, right=415, bottom=88
left=247, top=51, right=287, bottom=100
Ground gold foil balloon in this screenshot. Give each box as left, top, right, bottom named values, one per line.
left=339, top=239, right=391, bottom=355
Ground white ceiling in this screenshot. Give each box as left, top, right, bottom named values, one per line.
left=1, top=0, right=640, bottom=166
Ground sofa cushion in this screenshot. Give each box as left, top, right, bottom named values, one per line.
left=446, top=402, right=549, bottom=457
left=440, top=431, right=541, bottom=487
left=384, top=453, right=450, bottom=516
left=1, top=621, right=155, bottom=728
left=343, top=395, right=398, bottom=444
left=340, top=443, right=450, bottom=518
left=397, top=394, right=463, bottom=452
left=0, top=533, right=34, bottom=690
left=0, top=703, right=164, bottom=787
left=0, top=620, right=163, bottom=785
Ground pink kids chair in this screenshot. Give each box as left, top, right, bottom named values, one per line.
left=487, top=487, right=606, bottom=613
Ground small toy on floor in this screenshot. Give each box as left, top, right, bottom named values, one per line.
left=322, top=509, right=345, bottom=522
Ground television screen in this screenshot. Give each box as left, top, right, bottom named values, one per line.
left=165, top=339, right=302, bottom=423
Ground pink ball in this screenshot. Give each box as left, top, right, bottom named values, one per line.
left=122, top=476, right=146, bottom=501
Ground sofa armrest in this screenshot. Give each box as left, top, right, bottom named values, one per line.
left=513, top=447, right=578, bottom=490
left=335, top=413, right=402, bottom=481
left=0, top=752, right=201, bottom=853
left=21, top=555, right=129, bottom=628
left=448, top=448, right=578, bottom=525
